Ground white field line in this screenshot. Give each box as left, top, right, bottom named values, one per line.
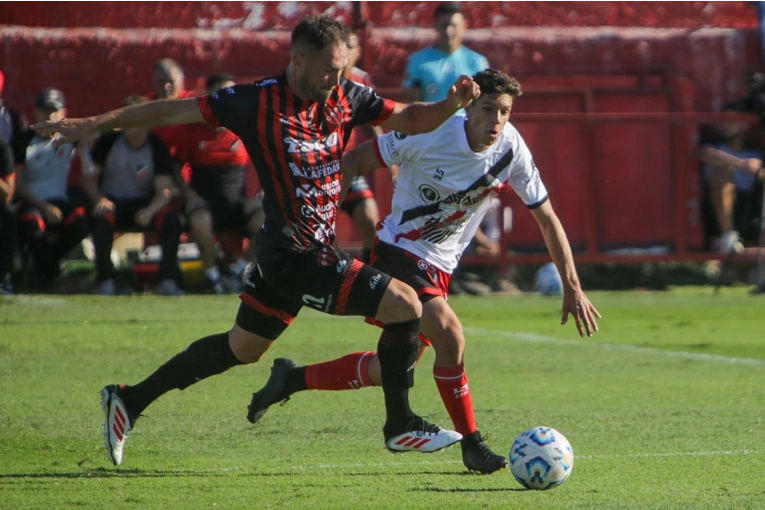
left=280, top=450, right=763, bottom=471
left=464, top=327, right=765, bottom=368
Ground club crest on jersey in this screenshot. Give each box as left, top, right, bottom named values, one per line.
left=135, top=164, right=150, bottom=179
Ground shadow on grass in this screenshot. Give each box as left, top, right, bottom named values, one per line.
left=411, top=486, right=525, bottom=493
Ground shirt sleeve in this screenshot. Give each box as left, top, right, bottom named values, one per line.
left=11, top=129, right=33, bottom=167
left=149, top=134, right=176, bottom=177
left=375, top=130, right=428, bottom=167
left=197, top=84, right=258, bottom=137
left=346, top=81, right=396, bottom=128
left=505, top=132, right=548, bottom=209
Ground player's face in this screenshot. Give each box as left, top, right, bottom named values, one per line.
left=715, top=119, right=746, bottom=140
left=122, top=127, right=149, bottom=148
left=435, top=13, right=465, bottom=53
left=299, top=42, right=349, bottom=103
left=465, top=93, right=513, bottom=150
left=152, top=68, right=184, bottom=99
left=34, top=107, right=66, bottom=137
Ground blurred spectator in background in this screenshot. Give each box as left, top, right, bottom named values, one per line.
left=342, top=27, right=384, bottom=263
left=0, top=69, right=28, bottom=148
left=82, top=96, right=184, bottom=296
left=148, top=58, right=195, bottom=182
left=180, top=72, right=259, bottom=293
left=402, top=2, right=489, bottom=103
left=13, top=88, right=89, bottom=291
left=0, top=139, right=15, bottom=294
left=697, top=100, right=765, bottom=253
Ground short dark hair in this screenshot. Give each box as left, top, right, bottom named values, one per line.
left=121, top=95, right=149, bottom=108
left=206, top=72, right=235, bottom=91
left=291, top=15, right=348, bottom=52
left=434, top=2, right=462, bottom=19
left=472, top=69, right=522, bottom=99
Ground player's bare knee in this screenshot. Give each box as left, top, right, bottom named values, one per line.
left=378, top=280, right=421, bottom=323
left=227, top=326, right=272, bottom=364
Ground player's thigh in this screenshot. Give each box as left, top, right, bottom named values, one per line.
left=228, top=323, right=275, bottom=363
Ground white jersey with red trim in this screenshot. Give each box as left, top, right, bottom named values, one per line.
left=375, top=115, right=548, bottom=273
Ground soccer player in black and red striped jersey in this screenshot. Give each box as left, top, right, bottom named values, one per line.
left=34, top=15, right=480, bottom=466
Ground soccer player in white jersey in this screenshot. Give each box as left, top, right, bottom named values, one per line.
left=247, top=69, right=601, bottom=474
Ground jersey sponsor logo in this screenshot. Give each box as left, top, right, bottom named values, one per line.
left=369, top=273, right=382, bottom=289
left=385, top=135, right=400, bottom=157
left=289, top=160, right=341, bottom=179
left=300, top=202, right=337, bottom=221
left=296, top=180, right=341, bottom=198
left=433, top=167, right=444, bottom=181
left=284, top=131, right=339, bottom=154
left=336, top=259, right=348, bottom=274
left=419, top=184, right=440, bottom=202
left=394, top=131, right=407, bottom=140
left=256, top=78, right=278, bottom=88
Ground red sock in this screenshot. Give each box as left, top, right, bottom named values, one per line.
left=433, top=364, right=477, bottom=436
left=305, top=352, right=375, bottom=391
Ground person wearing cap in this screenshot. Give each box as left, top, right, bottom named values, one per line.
left=12, top=88, right=90, bottom=291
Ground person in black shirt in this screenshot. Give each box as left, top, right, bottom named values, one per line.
left=33, top=14, right=480, bottom=466
left=82, top=96, right=184, bottom=296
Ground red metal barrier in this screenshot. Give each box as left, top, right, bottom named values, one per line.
left=459, top=110, right=760, bottom=269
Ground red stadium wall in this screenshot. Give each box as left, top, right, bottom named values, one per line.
left=0, top=1, right=757, bottom=29
left=0, top=2, right=762, bottom=256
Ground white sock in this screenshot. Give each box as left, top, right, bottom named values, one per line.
left=205, top=266, right=221, bottom=283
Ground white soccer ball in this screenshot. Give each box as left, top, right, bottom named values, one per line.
left=509, top=426, right=574, bottom=490
left=534, top=262, right=563, bottom=296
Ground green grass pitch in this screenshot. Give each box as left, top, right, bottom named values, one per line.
left=1, top=287, right=763, bottom=509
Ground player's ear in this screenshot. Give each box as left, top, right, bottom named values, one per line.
left=292, top=50, right=306, bottom=70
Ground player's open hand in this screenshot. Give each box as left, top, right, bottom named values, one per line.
left=447, top=75, right=481, bottom=111
left=561, top=288, right=601, bottom=338
left=31, top=117, right=97, bottom=147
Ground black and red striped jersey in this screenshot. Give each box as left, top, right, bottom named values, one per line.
left=197, top=73, right=394, bottom=246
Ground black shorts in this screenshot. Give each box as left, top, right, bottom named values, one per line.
left=235, top=228, right=392, bottom=340
left=370, top=240, right=450, bottom=302
left=340, top=175, right=375, bottom=215
left=17, top=198, right=87, bottom=232
left=368, top=240, right=451, bottom=347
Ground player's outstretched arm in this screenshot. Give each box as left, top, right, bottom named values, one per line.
left=31, top=98, right=204, bottom=146
left=381, top=75, right=480, bottom=135
left=530, top=199, right=601, bottom=337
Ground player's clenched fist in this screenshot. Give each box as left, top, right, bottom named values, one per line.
left=446, top=75, right=481, bottom=111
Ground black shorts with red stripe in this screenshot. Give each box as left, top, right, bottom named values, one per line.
left=367, top=240, right=452, bottom=347
left=235, top=228, right=392, bottom=340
